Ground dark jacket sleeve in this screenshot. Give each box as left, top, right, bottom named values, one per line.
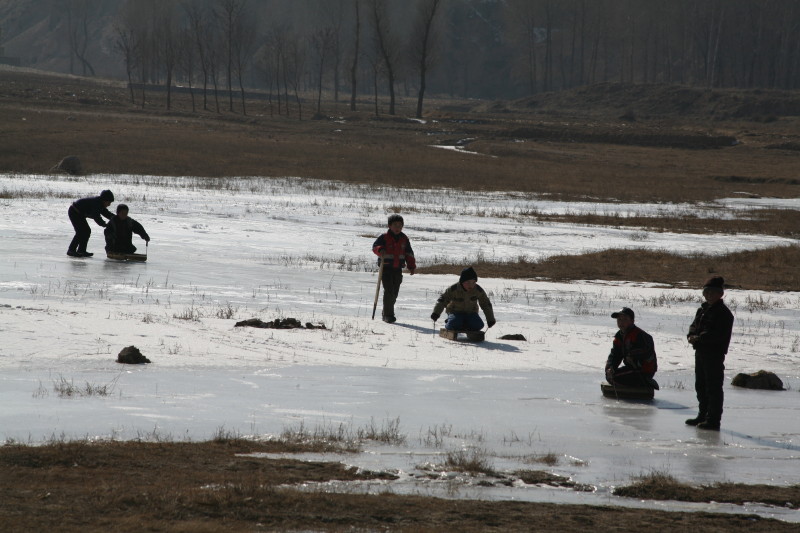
left=606, top=331, right=624, bottom=370
left=131, top=218, right=150, bottom=241
left=104, top=219, right=116, bottom=248
left=477, top=287, right=494, bottom=322
left=404, top=236, right=416, bottom=269
left=433, top=284, right=456, bottom=316
left=372, top=234, right=386, bottom=257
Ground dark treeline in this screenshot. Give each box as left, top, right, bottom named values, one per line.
left=29, top=0, right=800, bottom=116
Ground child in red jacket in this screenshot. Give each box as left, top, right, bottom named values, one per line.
left=372, top=214, right=416, bottom=323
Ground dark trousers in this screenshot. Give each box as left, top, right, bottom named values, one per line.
left=68, top=206, right=91, bottom=254
left=695, top=353, right=725, bottom=424
left=381, top=267, right=403, bottom=318
left=445, top=312, right=484, bottom=331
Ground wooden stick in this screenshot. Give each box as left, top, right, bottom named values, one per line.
left=371, top=254, right=385, bottom=320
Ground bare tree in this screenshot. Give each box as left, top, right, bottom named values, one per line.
left=63, top=0, right=96, bottom=76
left=215, top=0, right=249, bottom=112
left=410, top=0, right=442, bottom=118
left=369, top=0, right=400, bottom=115
left=113, top=4, right=140, bottom=104
left=310, top=27, right=337, bottom=114
left=350, top=0, right=361, bottom=111
left=185, top=1, right=213, bottom=111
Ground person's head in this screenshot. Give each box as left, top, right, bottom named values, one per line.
left=387, top=214, right=404, bottom=234
left=459, top=266, right=478, bottom=291
left=99, top=189, right=114, bottom=207
left=116, top=203, right=129, bottom=220
left=702, top=276, right=725, bottom=303
left=611, top=307, right=635, bottom=331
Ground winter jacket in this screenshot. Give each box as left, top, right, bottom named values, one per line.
left=104, top=216, right=150, bottom=252
left=606, top=325, right=658, bottom=376
left=688, top=300, right=734, bottom=357
left=71, top=196, right=114, bottom=227
left=432, top=283, right=495, bottom=323
left=373, top=231, right=416, bottom=270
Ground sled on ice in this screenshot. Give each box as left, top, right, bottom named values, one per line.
left=439, top=328, right=485, bottom=343
left=601, top=381, right=655, bottom=400
left=106, top=252, right=147, bottom=262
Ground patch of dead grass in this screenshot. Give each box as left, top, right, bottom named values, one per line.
left=3, top=69, right=800, bottom=204
left=1, top=440, right=797, bottom=532
left=418, top=245, right=800, bottom=291
left=615, top=471, right=800, bottom=508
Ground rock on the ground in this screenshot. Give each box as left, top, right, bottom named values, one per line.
left=50, top=155, right=83, bottom=175
left=731, top=370, right=784, bottom=390
left=117, top=345, right=151, bottom=364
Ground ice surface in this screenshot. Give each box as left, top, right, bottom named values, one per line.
left=1, top=173, right=798, bottom=521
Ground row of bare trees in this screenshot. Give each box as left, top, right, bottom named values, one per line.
left=105, top=0, right=800, bottom=117
left=112, top=0, right=446, bottom=118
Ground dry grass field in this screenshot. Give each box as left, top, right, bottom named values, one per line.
left=2, top=66, right=800, bottom=530
left=2, top=438, right=797, bottom=533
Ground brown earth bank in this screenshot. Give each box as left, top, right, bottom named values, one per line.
left=2, top=66, right=800, bottom=203
left=418, top=245, right=800, bottom=292
left=1, top=440, right=796, bottom=533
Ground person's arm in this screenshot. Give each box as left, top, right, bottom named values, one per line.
left=132, top=219, right=150, bottom=242
left=372, top=234, right=386, bottom=257
left=431, top=286, right=454, bottom=319
left=104, top=221, right=115, bottom=249
left=404, top=237, right=416, bottom=273
left=478, top=288, right=495, bottom=326
left=606, top=334, right=623, bottom=372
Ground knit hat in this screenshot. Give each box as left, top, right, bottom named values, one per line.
left=459, top=266, right=478, bottom=284
left=611, top=307, right=635, bottom=320
left=100, top=190, right=114, bottom=202
left=703, top=276, right=725, bottom=289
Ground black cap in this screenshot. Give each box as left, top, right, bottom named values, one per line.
left=100, top=189, right=114, bottom=202
left=703, top=276, right=725, bottom=289
left=459, top=266, right=478, bottom=284
left=611, top=307, right=635, bottom=320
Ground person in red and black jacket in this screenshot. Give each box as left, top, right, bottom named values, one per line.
left=372, top=214, right=416, bottom=323
left=605, top=307, right=659, bottom=389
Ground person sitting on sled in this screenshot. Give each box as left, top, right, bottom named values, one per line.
left=605, top=307, right=658, bottom=389
left=430, top=266, right=496, bottom=331
left=104, top=204, right=150, bottom=254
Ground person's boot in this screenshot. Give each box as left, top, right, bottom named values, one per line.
left=685, top=415, right=706, bottom=426
left=79, top=251, right=94, bottom=257
left=67, top=250, right=79, bottom=257
left=697, top=420, right=720, bottom=431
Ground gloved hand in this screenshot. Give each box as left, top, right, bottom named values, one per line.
left=431, top=313, right=440, bottom=321
left=487, top=320, right=496, bottom=328
left=605, top=366, right=615, bottom=382
left=145, top=238, right=150, bottom=243
left=408, top=268, right=415, bottom=276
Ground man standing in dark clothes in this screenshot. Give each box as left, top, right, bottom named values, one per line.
left=686, top=276, right=735, bottom=431
left=372, top=214, right=416, bottom=323
left=67, top=190, right=114, bottom=257
left=605, top=307, right=658, bottom=388
left=104, top=204, right=150, bottom=254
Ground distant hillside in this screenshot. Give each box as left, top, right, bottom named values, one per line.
left=0, top=0, right=122, bottom=77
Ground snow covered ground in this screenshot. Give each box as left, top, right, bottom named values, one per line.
left=1, top=173, right=799, bottom=521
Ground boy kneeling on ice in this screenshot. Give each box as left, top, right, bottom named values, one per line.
left=104, top=204, right=150, bottom=254
left=430, top=267, right=496, bottom=331
left=604, top=307, right=659, bottom=389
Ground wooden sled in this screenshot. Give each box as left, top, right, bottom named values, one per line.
left=439, top=328, right=485, bottom=343
left=601, top=381, right=655, bottom=400
left=106, top=252, right=147, bottom=262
